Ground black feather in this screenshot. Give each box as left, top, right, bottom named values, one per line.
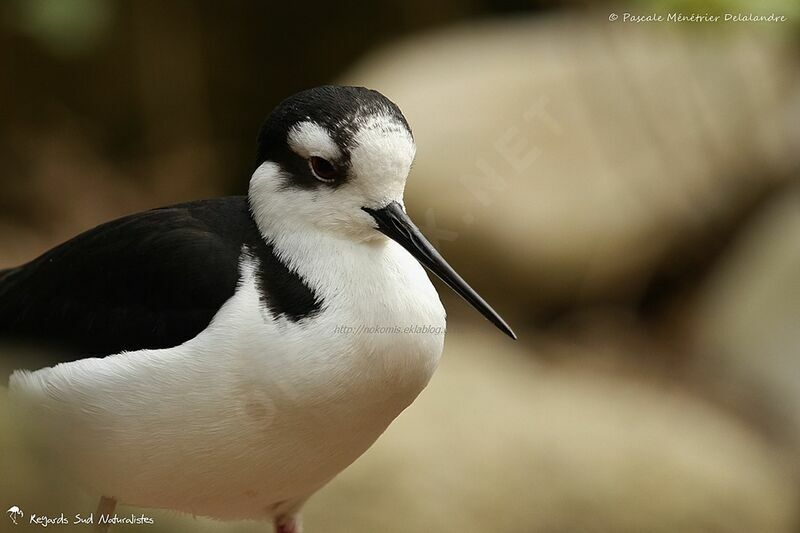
left=0, top=196, right=321, bottom=367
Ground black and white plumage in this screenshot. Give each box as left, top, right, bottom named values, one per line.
left=0, top=197, right=320, bottom=363
left=2, top=86, right=514, bottom=533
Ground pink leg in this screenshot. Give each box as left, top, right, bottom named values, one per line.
left=94, top=496, right=117, bottom=533
left=274, top=514, right=302, bottom=533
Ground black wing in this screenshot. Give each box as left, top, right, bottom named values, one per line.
left=0, top=196, right=256, bottom=364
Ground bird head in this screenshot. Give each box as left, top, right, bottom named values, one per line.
left=250, top=85, right=414, bottom=241
left=249, top=85, right=515, bottom=339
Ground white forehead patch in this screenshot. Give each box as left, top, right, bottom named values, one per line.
left=287, top=121, right=341, bottom=160
left=350, top=114, right=416, bottom=200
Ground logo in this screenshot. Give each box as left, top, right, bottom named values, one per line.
left=7, top=506, right=23, bottom=525
left=5, top=504, right=155, bottom=527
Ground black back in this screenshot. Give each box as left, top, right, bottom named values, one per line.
left=0, top=197, right=321, bottom=367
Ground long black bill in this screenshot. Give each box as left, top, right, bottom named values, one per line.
left=363, top=202, right=517, bottom=340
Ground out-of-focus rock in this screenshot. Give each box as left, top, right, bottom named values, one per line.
left=691, top=185, right=800, bottom=456
left=300, top=326, right=796, bottom=533
left=342, top=15, right=800, bottom=316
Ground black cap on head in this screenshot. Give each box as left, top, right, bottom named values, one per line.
left=256, top=86, right=411, bottom=171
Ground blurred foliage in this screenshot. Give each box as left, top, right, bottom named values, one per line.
left=5, top=0, right=116, bottom=57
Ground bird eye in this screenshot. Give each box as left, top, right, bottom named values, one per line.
left=309, top=156, right=338, bottom=183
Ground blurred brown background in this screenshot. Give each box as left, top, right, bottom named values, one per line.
left=1, top=0, right=800, bottom=531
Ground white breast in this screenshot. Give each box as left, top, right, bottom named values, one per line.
left=9, top=234, right=446, bottom=520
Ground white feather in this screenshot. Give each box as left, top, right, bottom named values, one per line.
left=287, top=121, right=342, bottom=161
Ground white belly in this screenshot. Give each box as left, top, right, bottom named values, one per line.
left=9, top=243, right=446, bottom=520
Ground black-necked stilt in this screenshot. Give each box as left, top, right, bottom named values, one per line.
left=1, top=86, right=515, bottom=533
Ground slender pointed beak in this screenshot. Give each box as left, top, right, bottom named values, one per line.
left=363, top=202, right=517, bottom=340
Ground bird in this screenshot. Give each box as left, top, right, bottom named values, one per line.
left=0, top=85, right=515, bottom=533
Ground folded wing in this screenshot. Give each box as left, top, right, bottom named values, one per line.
left=0, top=196, right=256, bottom=367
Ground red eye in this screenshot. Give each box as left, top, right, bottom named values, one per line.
left=309, top=156, right=338, bottom=182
